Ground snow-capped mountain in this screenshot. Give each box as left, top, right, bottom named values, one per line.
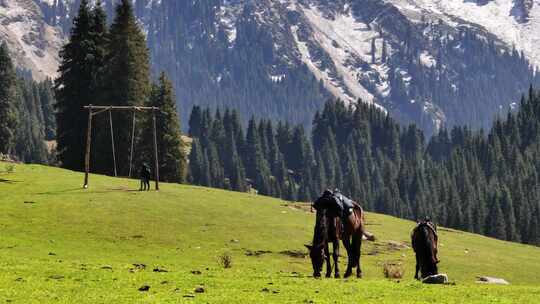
left=4, top=0, right=540, bottom=133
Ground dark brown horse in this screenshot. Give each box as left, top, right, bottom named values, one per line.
left=306, top=200, right=367, bottom=278
left=411, top=221, right=439, bottom=280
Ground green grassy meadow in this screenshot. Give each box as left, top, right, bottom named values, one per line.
left=1, top=163, right=540, bottom=303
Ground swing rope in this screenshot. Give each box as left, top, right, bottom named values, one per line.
left=128, top=110, right=136, bottom=178
left=109, top=109, right=118, bottom=177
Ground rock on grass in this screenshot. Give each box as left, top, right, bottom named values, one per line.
left=422, top=274, right=448, bottom=284
left=476, top=276, right=509, bottom=285
left=138, top=285, right=150, bottom=291
left=195, top=286, right=205, bottom=293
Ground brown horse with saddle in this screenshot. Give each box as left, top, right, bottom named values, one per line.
left=306, top=189, right=373, bottom=278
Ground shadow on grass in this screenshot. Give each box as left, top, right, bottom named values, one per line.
left=36, top=187, right=85, bottom=195
left=0, top=178, right=18, bottom=184
left=37, top=188, right=147, bottom=195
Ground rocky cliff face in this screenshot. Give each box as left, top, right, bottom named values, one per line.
left=5, top=0, right=540, bottom=133
left=0, top=0, right=62, bottom=80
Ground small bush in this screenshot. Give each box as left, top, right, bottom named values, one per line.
left=218, top=253, right=233, bottom=269
left=5, top=164, right=14, bottom=173
left=1, top=164, right=15, bottom=174
left=383, top=262, right=404, bottom=279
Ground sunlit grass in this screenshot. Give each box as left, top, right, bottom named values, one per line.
left=0, top=163, right=539, bottom=303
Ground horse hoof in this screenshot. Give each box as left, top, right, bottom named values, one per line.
left=325, top=274, right=331, bottom=278
left=357, top=273, right=363, bottom=279
left=344, top=272, right=352, bottom=278
left=335, top=273, right=341, bottom=279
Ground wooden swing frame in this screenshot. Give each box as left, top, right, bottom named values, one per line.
left=82, top=105, right=160, bottom=190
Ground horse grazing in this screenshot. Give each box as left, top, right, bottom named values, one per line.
left=411, top=220, right=439, bottom=280
left=306, top=195, right=366, bottom=279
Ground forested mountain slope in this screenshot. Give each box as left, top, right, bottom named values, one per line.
left=3, top=0, right=540, bottom=133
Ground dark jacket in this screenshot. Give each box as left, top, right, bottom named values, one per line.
left=140, top=165, right=151, bottom=180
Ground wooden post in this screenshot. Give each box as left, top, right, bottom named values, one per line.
left=128, top=110, right=136, bottom=178
left=152, top=110, right=160, bottom=190
left=83, top=106, right=93, bottom=189
left=109, top=109, right=118, bottom=177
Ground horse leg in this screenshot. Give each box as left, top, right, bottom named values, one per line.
left=333, top=240, right=340, bottom=278
left=414, top=254, right=420, bottom=280
left=342, top=236, right=353, bottom=278
left=325, top=243, right=332, bottom=278
left=354, top=234, right=363, bottom=278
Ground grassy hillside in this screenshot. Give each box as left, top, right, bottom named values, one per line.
left=0, top=163, right=539, bottom=303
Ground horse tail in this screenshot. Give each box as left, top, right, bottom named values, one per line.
left=421, top=225, right=438, bottom=273
left=356, top=205, right=366, bottom=235
left=422, top=226, right=433, bottom=258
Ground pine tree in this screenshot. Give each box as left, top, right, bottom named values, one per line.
left=500, top=186, right=519, bottom=241
left=189, top=105, right=203, bottom=137
left=55, top=0, right=96, bottom=170
left=226, top=134, right=246, bottom=192
left=487, top=190, right=507, bottom=240
left=245, top=118, right=271, bottom=195
left=207, top=142, right=225, bottom=189
left=0, top=42, right=18, bottom=155
left=188, top=138, right=204, bottom=185
left=141, top=73, right=187, bottom=183
left=102, top=0, right=151, bottom=175
left=38, top=79, right=56, bottom=141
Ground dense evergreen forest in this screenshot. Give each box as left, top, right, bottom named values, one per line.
left=188, top=94, right=540, bottom=246
left=0, top=43, right=56, bottom=164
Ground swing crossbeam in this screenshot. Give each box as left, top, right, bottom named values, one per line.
left=82, top=105, right=160, bottom=191
left=84, top=105, right=159, bottom=111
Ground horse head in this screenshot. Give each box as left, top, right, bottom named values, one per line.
left=305, top=243, right=326, bottom=278
left=306, top=208, right=330, bottom=278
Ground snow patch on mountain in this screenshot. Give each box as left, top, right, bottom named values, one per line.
left=391, top=0, right=540, bottom=67
left=299, top=5, right=377, bottom=103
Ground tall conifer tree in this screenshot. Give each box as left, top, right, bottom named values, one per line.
left=0, top=43, right=18, bottom=155
left=55, top=0, right=95, bottom=170
left=141, top=73, right=187, bottom=183
left=102, top=0, right=151, bottom=175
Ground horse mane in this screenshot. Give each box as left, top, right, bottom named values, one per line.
left=312, top=209, right=328, bottom=247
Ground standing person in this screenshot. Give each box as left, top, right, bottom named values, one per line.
left=140, top=163, right=151, bottom=191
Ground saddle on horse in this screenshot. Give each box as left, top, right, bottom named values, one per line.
left=313, top=189, right=361, bottom=238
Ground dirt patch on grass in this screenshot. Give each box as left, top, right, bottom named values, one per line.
left=281, top=203, right=313, bottom=213
left=245, top=250, right=272, bottom=257
left=366, top=241, right=410, bottom=256
left=439, top=228, right=462, bottom=234
left=279, top=250, right=307, bottom=258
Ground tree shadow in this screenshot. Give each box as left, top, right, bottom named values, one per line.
left=0, top=178, right=18, bottom=184
left=36, top=188, right=84, bottom=195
